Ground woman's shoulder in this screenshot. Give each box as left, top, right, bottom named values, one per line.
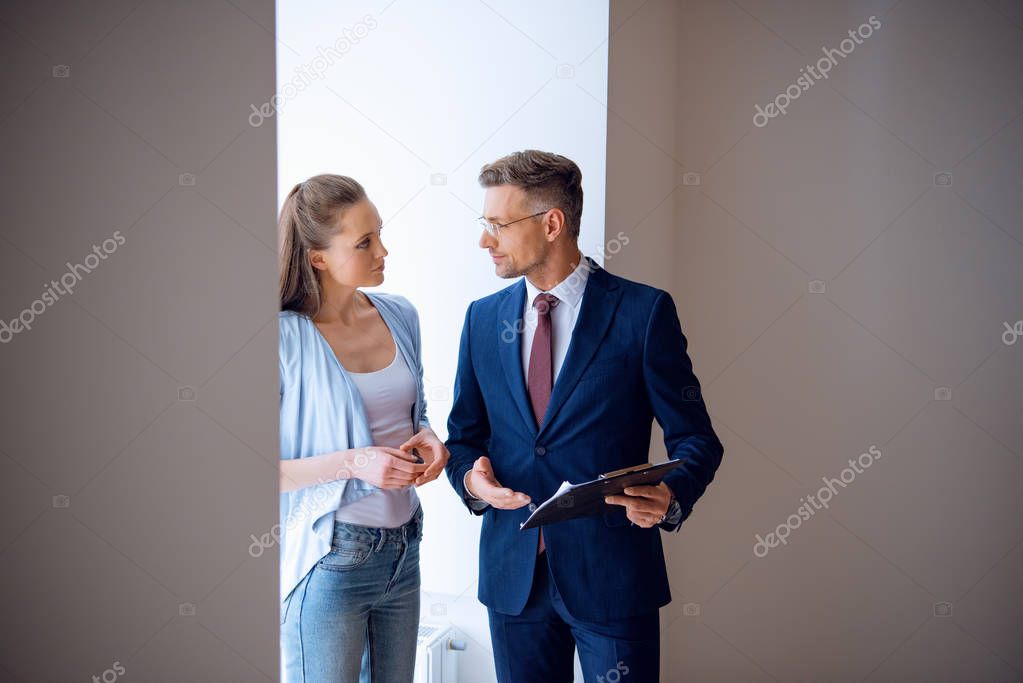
left=278, top=310, right=311, bottom=353
left=278, top=309, right=309, bottom=329
left=367, top=292, right=421, bottom=349
left=366, top=291, right=418, bottom=321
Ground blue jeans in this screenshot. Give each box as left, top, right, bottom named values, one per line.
left=282, top=505, right=423, bottom=683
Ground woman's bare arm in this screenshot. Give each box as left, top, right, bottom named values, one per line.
left=280, top=446, right=427, bottom=494
left=280, top=450, right=351, bottom=494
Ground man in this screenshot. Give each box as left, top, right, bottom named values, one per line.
left=444, top=150, right=723, bottom=682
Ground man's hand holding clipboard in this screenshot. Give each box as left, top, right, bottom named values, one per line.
left=604, top=486, right=676, bottom=529
left=520, top=460, right=683, bottom=530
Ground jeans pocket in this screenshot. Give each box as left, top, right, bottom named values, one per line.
left=317, top=538, right=375, bottom=572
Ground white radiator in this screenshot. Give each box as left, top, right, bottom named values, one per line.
left=413, top=623, right=464, bottom=683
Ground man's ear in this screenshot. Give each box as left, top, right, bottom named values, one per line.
left=544, top=208, right=567, bottom=242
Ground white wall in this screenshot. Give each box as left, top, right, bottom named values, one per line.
left=276, top=2, right=609, bottom=679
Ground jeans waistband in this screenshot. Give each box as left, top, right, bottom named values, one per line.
left=331, top=504, right=423, bottom=549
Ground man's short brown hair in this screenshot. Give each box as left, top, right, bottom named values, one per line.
left=478, top=150, right=583, bottom=239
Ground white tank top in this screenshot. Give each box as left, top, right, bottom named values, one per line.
left=334, top=347, right=420, bottom=528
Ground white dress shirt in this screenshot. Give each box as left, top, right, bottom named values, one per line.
left=521, top=259, right=591, bottom=381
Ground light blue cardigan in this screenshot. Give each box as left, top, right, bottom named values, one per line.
left=278, top=293, right=429, bottom=607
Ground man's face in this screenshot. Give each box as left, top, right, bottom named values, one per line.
left=478, top=185, right=548, bottom=279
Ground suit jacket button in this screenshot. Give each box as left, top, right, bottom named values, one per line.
left=528, top=503, right=537, bottom=512
left=535, top=446, right=546, bottom=456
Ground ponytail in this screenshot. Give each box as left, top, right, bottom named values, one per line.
left=278, top=174, right=366, bottom=317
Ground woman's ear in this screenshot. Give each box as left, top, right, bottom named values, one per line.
left=307, top=248, right=328, bottom=271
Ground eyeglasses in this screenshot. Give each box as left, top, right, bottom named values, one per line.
left=476, top=209, right=553, bottom=237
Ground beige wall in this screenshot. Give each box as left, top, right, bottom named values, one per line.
left=0, top=0, right=279, bottom=680
left=1, top=0, right=1019, bottom=680
left=607, top=0, right=1023, bottom=680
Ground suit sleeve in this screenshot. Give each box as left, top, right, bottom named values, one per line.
left=643, top=291, right=724, bottom=532
left=444, top=302, right=491, bottom=515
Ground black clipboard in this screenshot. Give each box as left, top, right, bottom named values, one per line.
left=520, top=460, right=684, bottom=530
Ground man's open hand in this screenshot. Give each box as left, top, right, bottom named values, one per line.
left=466, top=456, right=531, bottom=509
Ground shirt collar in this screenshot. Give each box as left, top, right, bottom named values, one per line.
left=524, top=257, right=592, bottom=310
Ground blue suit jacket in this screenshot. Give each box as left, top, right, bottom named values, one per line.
left=444, top=259, right=723, bottom=621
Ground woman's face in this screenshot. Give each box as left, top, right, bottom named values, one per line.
left=310, top=198, right=388, bottom=289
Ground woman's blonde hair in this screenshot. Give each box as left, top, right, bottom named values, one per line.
left=278, top=174, right=366, bottom=318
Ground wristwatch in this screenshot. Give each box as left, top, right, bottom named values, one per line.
left=660, top=492, right=683, bottom=526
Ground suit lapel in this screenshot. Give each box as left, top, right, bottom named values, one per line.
left=497, top=279, right=537, bottom=433
left=539, top=262, right=622, bottom=436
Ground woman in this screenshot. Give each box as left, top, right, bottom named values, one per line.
left=278, top=174, right=449, bottom=682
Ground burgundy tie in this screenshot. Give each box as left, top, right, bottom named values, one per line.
left=527, top=293, right=559, bottom=554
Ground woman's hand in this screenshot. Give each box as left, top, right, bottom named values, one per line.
left=399, top=427, right=450, bottom=487
left=342, top=446, right=428, bottom=489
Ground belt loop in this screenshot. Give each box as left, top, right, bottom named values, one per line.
left=374, top=528, right=385, bottom=551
